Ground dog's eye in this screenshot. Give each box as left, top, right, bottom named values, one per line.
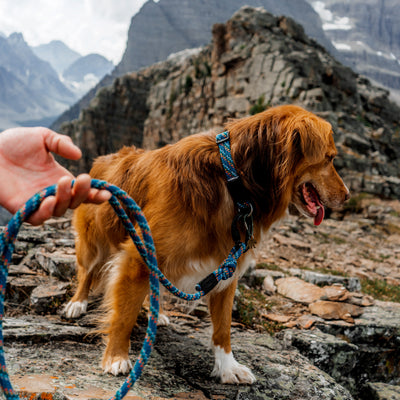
left=325, top=155, right=335, bottom=164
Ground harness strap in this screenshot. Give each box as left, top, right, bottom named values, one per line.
left=196, top=132, right=257, bottom=294
left=216, top=131, right=256, bottom=249
left=216, top=131, right=252, bottom=207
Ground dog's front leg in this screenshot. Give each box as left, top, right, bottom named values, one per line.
left=208, top=279, right=256, bottom=384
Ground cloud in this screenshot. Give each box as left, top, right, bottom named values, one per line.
left=0, top=0, right=147, bottom=63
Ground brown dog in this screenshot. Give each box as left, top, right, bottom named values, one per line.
left=64, top=105, right=349, bottom=383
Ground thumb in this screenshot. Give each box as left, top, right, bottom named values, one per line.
left=44, top=129, right=82, bottom=160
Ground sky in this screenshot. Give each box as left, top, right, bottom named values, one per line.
left=0, top=0, right=154, bottom=64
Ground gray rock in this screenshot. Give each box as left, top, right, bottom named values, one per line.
left=289, top=301, right=400, bottom=398
left=3, top=316, right=91, bottom=343
left=4, top=316, right=353, bottom=400
left=35, top=250, right=76, bottom=281
left=279, top=329, right=359, bottom=391
left=362, top=382, right=400, bottom=400
left=30, top=282, right=71, bottom=315
left=7, top=275, right=46, bottom=305
left=301, top=270, right=361, bottom=292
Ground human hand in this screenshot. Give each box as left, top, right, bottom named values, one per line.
left=0, top=127, right=111, bottom=225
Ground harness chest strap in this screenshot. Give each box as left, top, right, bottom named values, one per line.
left=194, top=131, right=257, bottom=294
left=216, top=131, right=256, bottom=248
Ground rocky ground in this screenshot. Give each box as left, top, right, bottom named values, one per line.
left=2, top=195, right=400, bottom=400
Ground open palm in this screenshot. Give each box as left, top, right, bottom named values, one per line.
left=0, top=127, right=110, bottom=225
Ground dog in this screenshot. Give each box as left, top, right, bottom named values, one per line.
left=64, top=104, right=349, bottom=384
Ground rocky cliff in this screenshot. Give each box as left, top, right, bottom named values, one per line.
left=61, top=6, right=400, bottom=200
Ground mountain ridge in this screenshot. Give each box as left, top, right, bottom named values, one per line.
left=52, top=0, right=335, bottom=130
left=0, top=33, right=76, bottom=129
left=307, top=0, right=400, bottom=102
left=32, top=40, right=81, bottom=75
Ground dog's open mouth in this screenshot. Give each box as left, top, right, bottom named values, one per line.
left=301, top=183, right=325, bottom=226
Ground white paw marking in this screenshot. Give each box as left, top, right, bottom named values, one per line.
left=103, top=358, right=133, bottom=376
left=63, top=300, right=88, bottom=318
left=157, top=313, right=170, bottom=326
left=211, top=346, right=256, bottom=384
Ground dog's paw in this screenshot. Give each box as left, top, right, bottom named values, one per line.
left=103, top=357, right=133, bottom=376
left=157, top=313, right=170, bottom=326
left=63, top=300, right=88, bottom=318
left=211, top=347, right=256, bottom=384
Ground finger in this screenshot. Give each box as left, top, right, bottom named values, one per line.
left=85, top=189, right=112, bottom=204
left=27, top=196, right=56, bottom=226
left=43, top=129, right=82, bottom=160
left=53, top=176, right=73, bottom=217
left=69, top=174, right=92, bottom=209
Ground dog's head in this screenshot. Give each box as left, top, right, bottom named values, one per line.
left=227, top=105, right=349, bottom=226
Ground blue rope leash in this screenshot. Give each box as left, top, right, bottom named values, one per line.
left=0, top=178, right=248, bottom=400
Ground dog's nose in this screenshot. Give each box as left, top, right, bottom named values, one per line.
left=344, top=189, right=350, bottom=201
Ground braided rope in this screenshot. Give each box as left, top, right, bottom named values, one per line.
left=0, top=178, right=246, bottom=400
left=216, top=131, right=237, bottom=181
left=216, top=132, right=253, bottom=214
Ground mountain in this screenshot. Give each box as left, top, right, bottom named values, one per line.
left=32, top=41, right=114, bottom=99
left=116, top=0, right=335, bottom=75
left=0, top=33, right=76, bottom=130
left=32, top=40, right=81, bottom=75
left=62, top=54, right=114, bottom=98
left=60, top=7, right=400, bottom=201
left=51, top=0, right=335, bottom=130
left=306, top=0, right=400, bottom=102
left=63, top=54, right=114, bottom=82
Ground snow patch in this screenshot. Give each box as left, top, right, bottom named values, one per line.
left=167, top=47, right=203, bottom=63
left=333, top=42, right=352, bottom=51
left=311, top=1, right=352, bottom=31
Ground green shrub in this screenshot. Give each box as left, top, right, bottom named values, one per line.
left=249, top=95, right=267, bottom=115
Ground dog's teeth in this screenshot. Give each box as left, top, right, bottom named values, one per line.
left=316, top=206, right=321, bottom=209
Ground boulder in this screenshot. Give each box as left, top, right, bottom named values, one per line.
left=309, top=301, right=363, bottom=323
left=276, top=277, right=325, bottom=304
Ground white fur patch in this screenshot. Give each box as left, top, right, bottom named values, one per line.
left=176, top=254, right=256, bottom=295
left=103, top=358, right=133, bottom=376
left=157, top=313, right=170, bottom=326
left=63, top=300, right=88, bottom=319
left=211, top=345, right=256, bottom=384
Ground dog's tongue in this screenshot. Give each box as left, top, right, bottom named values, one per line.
left=302, top=183, right=325, bottom=226
left=314, top=199, right=325, bottom=226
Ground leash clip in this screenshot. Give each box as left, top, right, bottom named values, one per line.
left=232, top=202, right=257, bottom=250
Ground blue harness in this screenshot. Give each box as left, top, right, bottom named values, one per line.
left=0, top=131, right=255, bottom=400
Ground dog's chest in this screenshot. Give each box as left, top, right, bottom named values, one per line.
left=174, top=251, right=255, bottom=294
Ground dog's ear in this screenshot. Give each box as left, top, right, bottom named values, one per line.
left=291, top=121, right=330, bottom=164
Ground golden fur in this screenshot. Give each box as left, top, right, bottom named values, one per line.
left=66, top=105, right=349, bottom=382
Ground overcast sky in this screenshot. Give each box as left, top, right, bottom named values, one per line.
left=0, top=0, right=152, bottom=64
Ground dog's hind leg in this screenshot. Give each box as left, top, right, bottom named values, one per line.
left=208, top=279, right=256, bottom=384
left=101, top=247, right=150, bottom=376
left=64, top=239, right=109, bottom=319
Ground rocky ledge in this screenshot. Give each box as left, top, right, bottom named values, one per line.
left=2, top=195, right=400, bottom=400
